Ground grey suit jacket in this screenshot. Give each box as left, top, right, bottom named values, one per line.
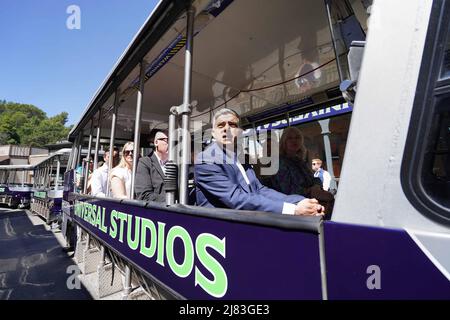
left=135, top=150, right=166, bottom=202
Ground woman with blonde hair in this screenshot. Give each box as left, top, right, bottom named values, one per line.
left=110, top=142, right=134, bottom=199
left=271, top=126, right=334, bottom=217
left=271, top=127, right=320, bottom=196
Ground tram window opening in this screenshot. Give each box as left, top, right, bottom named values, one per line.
left=402, top=3, right=450, bottom=225
left=421, top=99, right=450, bottom=207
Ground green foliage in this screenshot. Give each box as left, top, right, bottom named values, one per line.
left=0, top=101, right=71, bottom=147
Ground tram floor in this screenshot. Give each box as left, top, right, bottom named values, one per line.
left=0, top=206, right=92, bottom=300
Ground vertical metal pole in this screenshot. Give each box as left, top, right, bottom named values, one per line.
left=47, top=163, right=51, bottom=188
left=55, top=159, right=61, bottom=191
left=49, top=162, right=54, bottom=189
left=325, top=0, right=344, bottom=82
left=76, top=134, right=83, bottom=169
left=66, top=145, right=75, bottom=173
left=43, top=164, right=47, bottom=188
left=43, top=164, right=49, bottom=188
left=39, top=167, right=43, bottom=188
left=107, top=91, right=119, bottom=197
left=252, top=123, right=258, bottom=160
left=84, top=121, right=94, bottom=194
left=46, top=164, right=50, bottom=188
left=318, top=119, right=337, bottom=190
left=42, top=167, right=46, bottom=187
left=100, top=92, right=119, bottom=268
left=37, top=168, right=41, bottom=188
left=166, top=111, right=177, bottom=206
left=123, top=61, right=146, bottom=300
left=318, top=222, right=328, bottom=300
left=179, top=6, right=196, bottom=205
left=93, top=109, right=103, bottom=170
left=71, top=138, right=78, bottom=170
left=130, top=61, right=146, bottom=200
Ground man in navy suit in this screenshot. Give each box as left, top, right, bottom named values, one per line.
left=195, top=108, right=325, bottom=216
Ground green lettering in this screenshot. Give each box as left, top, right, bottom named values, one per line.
left=109, top=210, right=118, bottom=239
left=117, top=211, right=128, bottom=243
left=127, top=216, right=140, bottom=251
left=91, top=204, right=97, bottom=225
left=74, top=201, right=80, bottom=216
left=166, top=226, right=194, bottom=278
left=95, top=205, right=103, bottom=229
left=140, top=218, right=157, bottom=258
left=100, top=207, right=108, bottom=233
left=195, top=234, right=227, bottom=298
left=156, top=222, right=166, bottom=266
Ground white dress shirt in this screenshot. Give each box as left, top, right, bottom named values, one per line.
left=90, top=164, right=109, bottom=197
left=154, top=152, right=168, bottom=175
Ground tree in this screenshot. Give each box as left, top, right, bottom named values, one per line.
left=0, top=101, right=71, bottom=147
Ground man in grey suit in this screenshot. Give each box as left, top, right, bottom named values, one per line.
left=135, top=130, right=169, bottom=202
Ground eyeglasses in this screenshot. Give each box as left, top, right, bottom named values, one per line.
left=124, top=150, right=134, bottom=156
left=157, top=138, right=168, bottom=143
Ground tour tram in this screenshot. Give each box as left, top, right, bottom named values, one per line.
left=30, top=149, right=71, bottom=224
left=0, top=165, right=33, bottom=209
left=63, top=0, right=450, bottom=299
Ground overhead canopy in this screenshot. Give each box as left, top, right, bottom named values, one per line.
left=0, top=149, right=72, bottom=171
left=69, top=0, right=368, bottom=141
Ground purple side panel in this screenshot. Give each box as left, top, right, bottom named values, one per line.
left=324, top=221, right=450, bottom=299
left=74, top=198, right=322, bottom=300
left=51, top=198, right=62, bottom=214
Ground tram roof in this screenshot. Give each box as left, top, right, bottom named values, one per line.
left=0, top=148, right=72, bottom=171
left=0, top=164, right=34, bottom=171
left=69, top=0, right=368, bottom=142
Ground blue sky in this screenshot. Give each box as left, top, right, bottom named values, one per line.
left=0, top=0, right=159, bottom=126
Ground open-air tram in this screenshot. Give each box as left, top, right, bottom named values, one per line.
left=62, top=0, right=450, bottom=299
left=0, top=165, right=33, bottom=209
left=30, top=149, right=71, bottom=224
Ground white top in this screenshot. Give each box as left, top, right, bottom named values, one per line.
left=90, top=164, right=108, bottom=197
left=314, top=168, right=332, bottom=191
left=110, top=166, right=132, bottom=198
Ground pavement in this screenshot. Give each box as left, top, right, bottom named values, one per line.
left=0, top=205, right=92, bottom=300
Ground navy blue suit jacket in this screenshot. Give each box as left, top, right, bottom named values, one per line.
left=194, top=142, right=305, bottom=214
